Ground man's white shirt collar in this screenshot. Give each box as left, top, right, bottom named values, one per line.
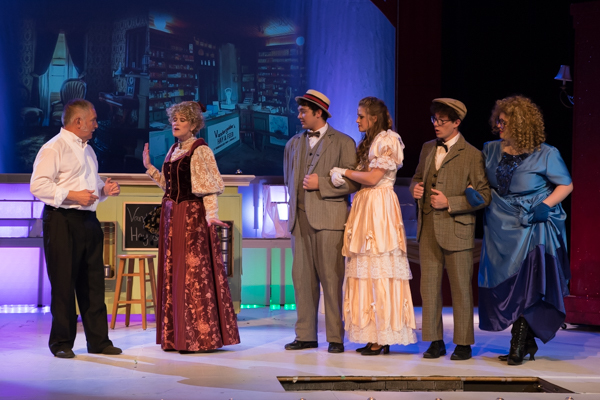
left=60, top=128, right=87, bottom=148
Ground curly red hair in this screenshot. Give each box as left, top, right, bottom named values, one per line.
left=490, top=95, right=546, bottom=153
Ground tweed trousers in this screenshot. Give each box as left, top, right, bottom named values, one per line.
left=419, top=212, right=475, bottom=345
left=291, top=208, right=345, bottom=343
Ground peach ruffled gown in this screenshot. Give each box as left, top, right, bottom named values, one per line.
left=343, top=130, right=417, bottom=346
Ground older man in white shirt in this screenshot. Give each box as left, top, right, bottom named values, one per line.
left=31, top=99, right=122, bottom=358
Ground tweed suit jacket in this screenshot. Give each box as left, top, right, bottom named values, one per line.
left=283, top=125, right=359, bottom=232
left=410, top=134, right=491, bottom=251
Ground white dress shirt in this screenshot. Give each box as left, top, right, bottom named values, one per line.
left=30, top=128, right=106, bottom=211
left=308, top=123, right=329, bottom=149
left=435, top=133, right=461, bottom=170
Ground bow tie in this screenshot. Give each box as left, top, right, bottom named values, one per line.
left=306, top=130, right=320, bottom=138
left=436, top=140, right=448, bottom=152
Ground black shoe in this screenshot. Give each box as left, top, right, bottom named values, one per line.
left=499, top=343, right=537, bottom=362
left=55, top=349, right=75, bottom=359
left=355, top=343, right=372, bottom=352
left=361, top=344, right=390, bottom=356
left=423, top=340, right=446, bottom=359
left=499, top=323, right=538, bottom=363
left=499, top=347, right=538, bottom=362
left=507, top=318, right=538, bottom=365
left=285, top=340, right=318, bottom=350
left=101, top=345, right=123, bottom=355
left=328, top=342, right=345, bottom=353
left=451, top=345, right=472, bottom=360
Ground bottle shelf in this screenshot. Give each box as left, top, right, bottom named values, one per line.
left=255, top=45, right=305, bottom=107
left=149, top=29, right=216, bottom=122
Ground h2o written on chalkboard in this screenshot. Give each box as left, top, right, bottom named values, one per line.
left=122, top=202, right=161, bottom=250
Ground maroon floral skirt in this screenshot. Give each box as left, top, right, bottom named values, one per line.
left=155, top=197, right=240, bottom=351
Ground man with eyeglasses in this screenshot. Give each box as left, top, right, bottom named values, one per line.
left=410, top=98, right=490, bottom=361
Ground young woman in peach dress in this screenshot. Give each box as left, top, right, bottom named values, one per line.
left=331, top=97, right=416, bottom=355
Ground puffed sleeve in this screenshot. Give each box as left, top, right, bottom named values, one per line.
left=368, top=130, right=405, bottom=170
left=146, top=164, right=167, bottom=190
left=544, top=145, right=572, bottom=186
left=191, top=145, right=225, bottom=221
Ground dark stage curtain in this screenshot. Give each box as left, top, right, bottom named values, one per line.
left=0, top=0, right=22, bottom=172
left=31, top=29, right=59, bottom=108
left=65, top=30, right=86, bottom=75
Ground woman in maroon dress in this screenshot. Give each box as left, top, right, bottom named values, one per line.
left=143, top=101, right=240, bottom=353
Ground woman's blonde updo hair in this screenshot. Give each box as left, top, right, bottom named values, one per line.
left=356, top=97, right=394, bottom=169
left=166, top=101, right=205, bottom=134
left=490, top=95, right=546, bottom=153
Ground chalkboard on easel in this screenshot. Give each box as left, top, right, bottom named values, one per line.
left=123, top=202, right=161, bottom=250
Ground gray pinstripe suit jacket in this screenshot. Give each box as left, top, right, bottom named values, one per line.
left=410, top=134, right=491, bottom=251
left=283, top=125, right=359, bottom=232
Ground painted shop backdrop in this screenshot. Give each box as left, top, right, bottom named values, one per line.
left=2, top=0, right=396, bottom=176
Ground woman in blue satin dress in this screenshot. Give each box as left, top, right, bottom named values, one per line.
left=476, top=96, right=573, bottom=365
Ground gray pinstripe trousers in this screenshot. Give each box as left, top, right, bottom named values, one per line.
left=291, top=208, right=345, bottom=343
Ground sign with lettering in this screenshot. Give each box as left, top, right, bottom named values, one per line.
left=122, top=202, right=161, bottom=250
left=206, top=116, right=240, bottom=155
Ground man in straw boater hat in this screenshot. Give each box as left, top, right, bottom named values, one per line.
left=283, top=89, right=360, bottom=353
left=410, top=98, right=490, bottom=361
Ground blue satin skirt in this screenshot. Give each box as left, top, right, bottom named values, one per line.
left=478, top=190, right=571, bottom=343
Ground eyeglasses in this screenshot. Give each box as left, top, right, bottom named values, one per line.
left=495, top=118, right=508, bottom=128
left=431, top=116, right=452, bottom=125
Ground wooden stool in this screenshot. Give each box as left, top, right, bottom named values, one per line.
left=110, top=254, right=157, bottom=330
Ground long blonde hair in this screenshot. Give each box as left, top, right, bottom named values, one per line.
left=356, top=97, right=393, bottom=169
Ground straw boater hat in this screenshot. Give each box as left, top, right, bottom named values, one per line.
left=295, top=89, right=332, bottom=118
left=432, top=98, right=467, bottom=120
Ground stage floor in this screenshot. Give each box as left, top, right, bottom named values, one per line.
left=1, top=307, right=599, bottom=399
